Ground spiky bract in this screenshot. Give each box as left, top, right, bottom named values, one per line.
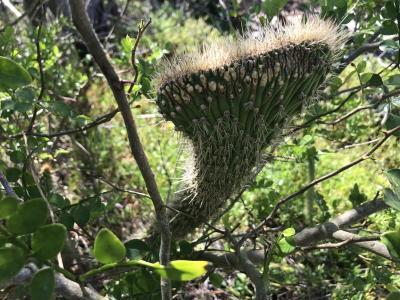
left=154, top=17, right=345, bottom=238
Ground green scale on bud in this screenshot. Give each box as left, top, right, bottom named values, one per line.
left=154, top=18, right=345, bottom=239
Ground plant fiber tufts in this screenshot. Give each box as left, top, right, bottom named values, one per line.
left=153, top=16, right=346, bottom=239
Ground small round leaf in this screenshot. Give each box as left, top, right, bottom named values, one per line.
left=93, top=228, right=126, bottom=264
left=5, top=167, right=20, bottom=182
left=282, top=227, right=295, bottom=237
left=381, top=230, right=400, bottom=260
left=29, top=267, right=55, bottom=300
left=278, top=237, right=296, bottom=254
left=71, top=205, right=90, bottom=227
left=0, top=246, right=25, bottom=282
left=59, top=212, right=74, bottom=230
left=32, top=224, right=67, bottom=260
left=7, top=198, right=49, bottom=235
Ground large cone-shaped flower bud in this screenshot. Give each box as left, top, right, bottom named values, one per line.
left=154, top=17, right=346, bottom=239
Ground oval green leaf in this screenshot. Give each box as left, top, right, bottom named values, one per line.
left=0, top=246, right=25, bottom=282
left=381, top=230, right=400, bottom=260
left=93, top=228, right=126, bottom=264
left=32, top=224, right=67, bottom=260
left=59, top=212, right=74, bottom=231
left=385, top=114, right=400, bottom=137
left=278, top=237, right=296, bottom=254
left=154, top=260, right=208, bottom=281
left=385, top=169, right=400, bottom=196
left=384, top=188, right=400, bottom=211
left=0, top=196, right=18, bottom=219
left=71, top=205, right=90, bottom=227
left=7, top=198, right=49, bottom=235
left=0, top=56, right=32, bottom=90
left=282, top=227, right=295, bottom=237
left=29, top=267, right=55, bottom=300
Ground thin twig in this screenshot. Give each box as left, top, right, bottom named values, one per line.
left=127, top=19, right=151, bottom=94
left=94, top=176, right=151, bottom=199
left=6, top=107, right=119, bottom=140
left=26, top=5, right=45, bottom=134
left=321, top=105, right=374, bottom=126
left=287, top=89, right=360, bottom=134
left=339, top=138, right=381, bottom=150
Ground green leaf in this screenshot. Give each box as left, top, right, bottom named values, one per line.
left=259, top=15, right=266, bottom=27
left=209, top=272, right=224, bottom=288
left=381, top=230, right=400, bottom=260
left=353, top=277, right=365, bottom=291
left=380, top=39, right=399, bottom=51
left=59, top=212, right=74, bottom=230
left=263, top=0, right=286, bottom=18
left=154, top=260, right=208, bottom=281
left=15, top=86, right=35, bottom=103
left=367, top=73, right=383, bottom=87
left=5, top=167, right=20, bottom=182
left=0, top=196, right=18, bottom=219
left=349, top=183, right=367, bottom=206
left=385, top=169, right=400, bottom=196
left=356, top=61, right=366, bottom=73
left=329, top=76, right=342, bottom=90
left=178, top=240, right=193, bottom=255
left=7, top=198, right=49, bottom=235
left=278, top=237, right=296, bottom=254
left=32, top=224, right=67, bottom=260
left=282, top=227, right=295, bottom=237
left=381, top=20, right=398, bottom=35
left=48, top=194, right=68, bottom=209
left=0, top=246, right=25, bottom=282
left=121, top=35, right=135, bottom=53
left=29, top=267, right=55, bottom=300
left=71, top=205, right=90, bottom=227
left=384, top=188, right=400, bottom=210
left=93, top=228, right=126, bottom=264
left=387, top=1, right=397, bottom=17
left=387, top=75, right=400, bottom=86
left=361, top=73, right=383, bottom=86
left=125, top=239, right=149, bottom=260
left=0, top=56, right=32, bottom=91
left=385, top=114, right=400, bottom=137
left=9, top=150, right=25, bottom=164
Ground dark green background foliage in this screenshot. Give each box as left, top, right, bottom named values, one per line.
left=0, top=0, right=400, bottom=299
